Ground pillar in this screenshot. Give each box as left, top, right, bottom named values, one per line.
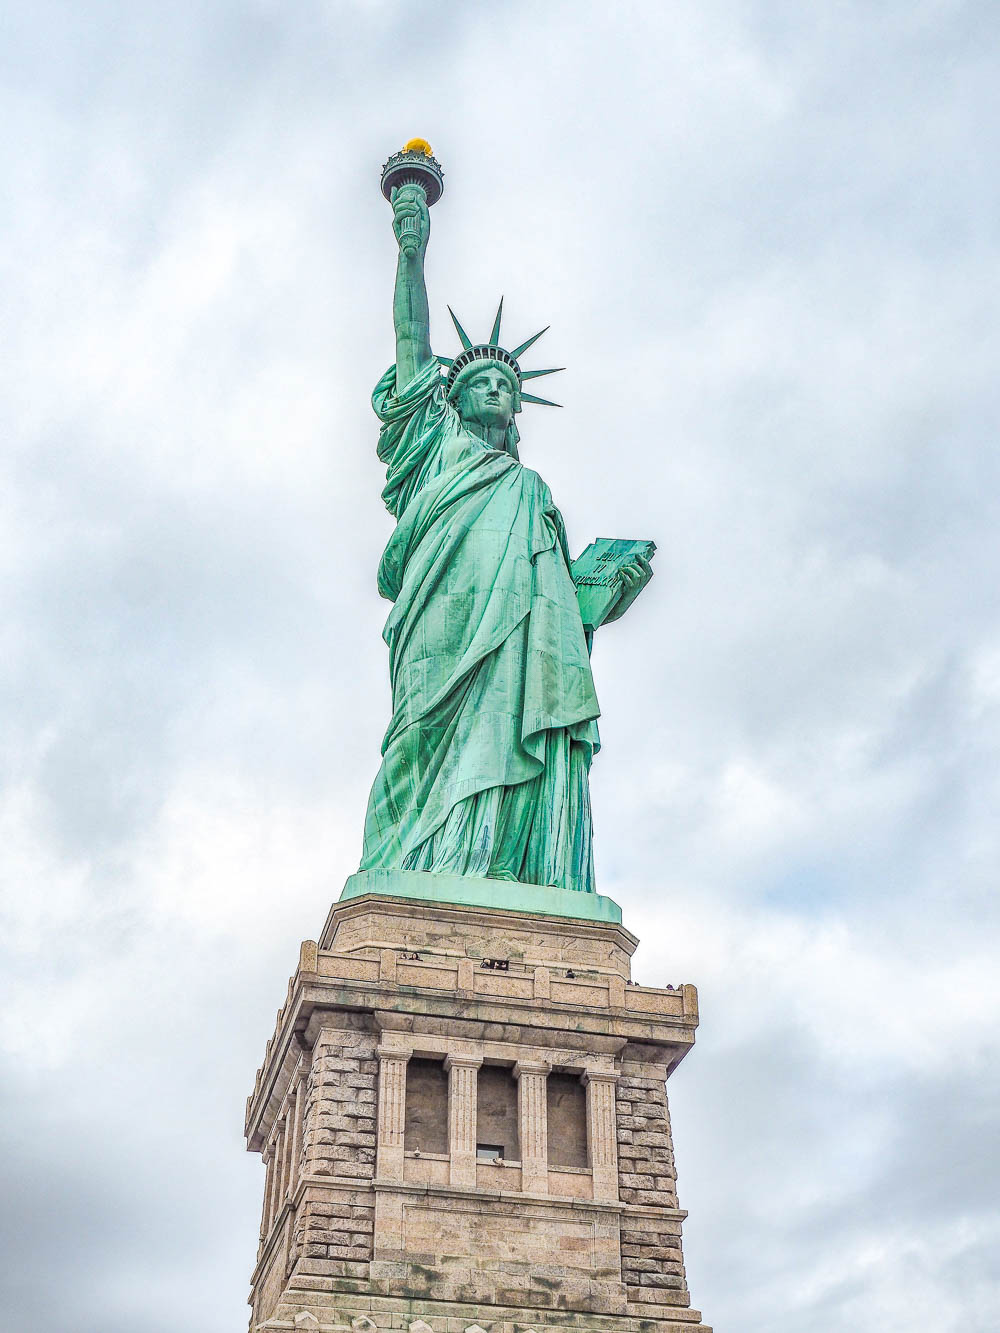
left=259, top=1146, right=274, bottom=1248
left=444, top=1053, right=482, bottom=1188
left=376, top=1046, right=411, bottom=1182
left=266, top=1122, right=285, bottom=1229
left=287, top=1073, right=304, bottom=1197
left=582, top=1069, right=620, bottom=1202
left=514, top=1060, right=550, bottom=1194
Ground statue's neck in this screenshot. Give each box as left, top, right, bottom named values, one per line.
left=465, top=420, right=509, bottom=451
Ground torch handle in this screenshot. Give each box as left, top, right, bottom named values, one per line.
left=394, top=181, right=428, bottom=257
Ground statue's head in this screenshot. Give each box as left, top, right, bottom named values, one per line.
left=449, top=359, right=521, bottom=436
left=441, top=304, right=564, bottom=457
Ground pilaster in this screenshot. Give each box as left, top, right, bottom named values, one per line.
left=375, top=1045, right=410, bottom=1181
left=514, top=1060, right=550, bottom=1194
left=583, top=1068, right=620, bottom=1202
left=444, top=1053, right=481, bottom=1188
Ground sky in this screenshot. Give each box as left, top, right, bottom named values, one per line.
left=2, top=1, right=999, bottom=1329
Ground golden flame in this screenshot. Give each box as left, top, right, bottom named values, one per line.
left=403, top=138, right=433, bottom=156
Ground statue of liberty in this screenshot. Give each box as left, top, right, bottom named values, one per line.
left=359, top=143, right=653, bottom=896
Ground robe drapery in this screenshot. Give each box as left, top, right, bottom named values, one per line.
left=359, top=361, right=601, bottom=894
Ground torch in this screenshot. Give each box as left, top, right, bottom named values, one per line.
left=380, top=139, right=445, bottom=254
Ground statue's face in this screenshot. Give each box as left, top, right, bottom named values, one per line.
left=456, top=367, right=516, bottom=432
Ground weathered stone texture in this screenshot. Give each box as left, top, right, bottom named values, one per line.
left=304, top=1031, right=378, bottom=1177
left=621, top=1217, right=688, bottom=1305
left=294, top=1027, right=377, bottom=1268
left=616, top=1074, right=678, bottom=1209
left=615, top=1072, right=687, bottom=1306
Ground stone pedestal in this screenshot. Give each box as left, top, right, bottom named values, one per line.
left=245, top=873, right=711, bottom=1332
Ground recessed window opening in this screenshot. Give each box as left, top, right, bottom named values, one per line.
left=547, top=1071, right=588, bottom=1168
left=476, top=1143, right=504, bottom=1161
left=476, top=1064, right=520, bottom=1161
left=403, top=1058, right=448, bottom=1154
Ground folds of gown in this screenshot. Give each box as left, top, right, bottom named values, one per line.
left=401, top=728, right=594, bottom=892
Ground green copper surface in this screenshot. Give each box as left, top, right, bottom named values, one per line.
left=340, top=869, right=622, bottom=924
left=361, top=165, right=654, bottom=899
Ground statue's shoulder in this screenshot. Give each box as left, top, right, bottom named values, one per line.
left=516, top=461, right=551, bottom=495
left=373, top=361, right=448, bottom=423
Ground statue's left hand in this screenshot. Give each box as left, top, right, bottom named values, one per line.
left=602, top=554, right=653, bottom=625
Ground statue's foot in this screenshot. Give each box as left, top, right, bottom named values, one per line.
left=486, top=869, right=521, bottom=883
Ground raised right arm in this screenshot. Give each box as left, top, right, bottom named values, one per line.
left=391, top=185, right=433, bottom=394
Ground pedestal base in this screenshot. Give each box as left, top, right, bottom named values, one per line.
left=245, top=874, right=710, bottom=1333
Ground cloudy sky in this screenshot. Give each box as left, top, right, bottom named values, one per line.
left=3, top=1, right=999, bottom=1329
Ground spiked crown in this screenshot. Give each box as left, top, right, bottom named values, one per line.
left=437, top=299, right=564, bottom=408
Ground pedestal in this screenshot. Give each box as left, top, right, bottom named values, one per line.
left=244, top=872, right=711, bottom=1332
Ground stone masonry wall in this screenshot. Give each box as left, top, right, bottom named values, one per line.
left=616, top=1072, right=679, bottom=1207
left=620, top=1216, right=688, bottom=1306
left=616, top=1070, right=688, bottom=1306
left=291, top=1024, right=378, bottom=1274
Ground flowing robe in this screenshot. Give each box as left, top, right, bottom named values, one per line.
left=359, top=361, right=601, bottom=893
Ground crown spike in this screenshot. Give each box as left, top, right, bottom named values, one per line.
left=509, top=326, right=549, bottom=359
left=520, top=392, right=562, bottom=407
left=447, top=307, right=473, bottom=351
left=489, top=297, right=504, bottom=347
left=437, top=355, right=454, bottom=367
left=520, top=367, right=564, bottom=380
